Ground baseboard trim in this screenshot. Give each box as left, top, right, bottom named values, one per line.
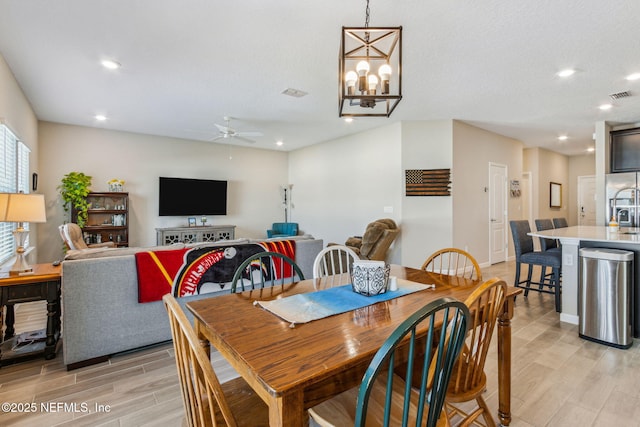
left=560, top=313, right=579, bottom=325
left=480, top=255, right=515, bottom=269
left=66, top=340, right=173, bottom=371
left=66, top=355, right=109, bottom=371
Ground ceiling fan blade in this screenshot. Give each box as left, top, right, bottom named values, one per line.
left=211, top=135, right=225, bottom=142
left=214, top=123, right=233, bottom=133
left=236, top=131, right=263, bottom=137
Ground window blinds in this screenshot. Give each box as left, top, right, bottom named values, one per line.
left=0, top=123, right=30, bottom=264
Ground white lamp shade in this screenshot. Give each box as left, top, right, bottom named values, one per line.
left=0, top=193, right=47, bottom=223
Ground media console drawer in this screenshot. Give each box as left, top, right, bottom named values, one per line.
left=156, top=225, right=236, bottom=245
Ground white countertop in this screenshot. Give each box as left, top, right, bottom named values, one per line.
left=529, top=225, right=640, bottom=244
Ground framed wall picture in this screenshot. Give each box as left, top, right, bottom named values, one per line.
left=510, top=179, right=520, bottom=197
left=550, top=182, right=562, bottom=208
left=188, top=217, right=196, bottom=227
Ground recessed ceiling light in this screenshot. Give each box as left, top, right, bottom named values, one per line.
left=276, top=141, right=284, bottom=146
left=101, top=59, right=121, bottom=70
left=557, top=69, right=576, bottom=78
left=599, top=103, right=613, bottom=111
left=95, top=114, right=107, bottom=121
left=587, top=147, right=595, bottom=152
left=344, top=117, right=354, bottom=123
left=558, top=135, right=568, bottom=141
left=626, top=73, right=640, bottom=81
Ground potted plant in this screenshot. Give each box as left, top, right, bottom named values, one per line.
left=58, top=172, right=92, bottom=227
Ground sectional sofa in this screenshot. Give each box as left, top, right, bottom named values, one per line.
left=61, top=236, right=323, bottom=369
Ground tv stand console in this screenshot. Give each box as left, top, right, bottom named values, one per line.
left=156, top=225, right=236, bottom=246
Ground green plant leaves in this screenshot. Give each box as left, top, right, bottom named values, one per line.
left=58, top=172, right=92, bottom=227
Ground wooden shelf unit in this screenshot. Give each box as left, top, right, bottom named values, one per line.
left=72, top=192, right=129, bottom=247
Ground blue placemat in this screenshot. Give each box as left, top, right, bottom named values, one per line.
left=255, top=279, right=429, bottom=326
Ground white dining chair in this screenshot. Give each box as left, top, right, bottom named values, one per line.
left=312, top=245, right=359, bottom=279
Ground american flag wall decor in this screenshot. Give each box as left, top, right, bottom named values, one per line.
left=405, top=169, right=451, bottom=196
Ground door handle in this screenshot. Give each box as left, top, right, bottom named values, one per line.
left=491, top=218, right=497, bottom=222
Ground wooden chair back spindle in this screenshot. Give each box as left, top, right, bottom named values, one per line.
left=421, top=248, right=483, bottom=281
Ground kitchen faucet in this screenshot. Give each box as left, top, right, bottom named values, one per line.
left=618, top=208, right=630, bottom=224
left=612, top=186, right=637, bottom=226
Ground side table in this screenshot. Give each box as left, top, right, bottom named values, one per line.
left=0, top=263, right=62, bottom=365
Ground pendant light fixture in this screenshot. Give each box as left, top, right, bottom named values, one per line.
left=339, top=0, right=402, bottom=117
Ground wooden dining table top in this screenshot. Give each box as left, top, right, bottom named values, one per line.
left=187, top=263, right=521, bottom=427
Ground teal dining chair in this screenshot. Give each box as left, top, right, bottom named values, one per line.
left=308, top=297, right=470, bottom=427
left=230, top=251, right=304, bottom=293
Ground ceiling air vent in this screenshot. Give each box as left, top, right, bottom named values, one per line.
left=281, top=88, right=308, bottom=98
left=609, top=91, right=631, bottom=100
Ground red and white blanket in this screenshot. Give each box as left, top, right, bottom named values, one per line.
left=135, top=240, right=296, bottom=303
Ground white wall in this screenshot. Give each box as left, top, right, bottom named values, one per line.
left=594, top=121, right=611, bottom=225
left=400, top=121, right=453, bottom=268
left=453, top=121, right=523, bottom=264
left=537, top=148, right=570, bottom=221
left=524, top=147, right=570, bottom=223
left=289, top=119, right=525, bottom=269
left=288, top=123, right=403, bottom=263
left=0, top=54, right=41, bottom=265
left=38, top=122, right=289, bottom=262
left=568, top=153, right=596, bottom=225
left=0, top=56, right=37, bottom=147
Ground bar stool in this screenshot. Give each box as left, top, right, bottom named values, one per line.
left=534, top=218, right=561, bottom=286
left=534, top=219, right=560, bottom=252
left=510, top=220, right=562, bottom=312
left=553, top=217, right=568, bottom=228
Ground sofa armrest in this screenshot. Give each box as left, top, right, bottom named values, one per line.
left=345, top=237, right=363, bottom=248
left=88, top=241, right=116, bottom=248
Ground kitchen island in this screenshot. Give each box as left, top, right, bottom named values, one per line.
left=529, top=225, right=640, bottom=335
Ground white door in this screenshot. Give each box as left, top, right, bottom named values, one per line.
left=578, top=175, right=597, bottom=226
left=489, top=163, right=507, bottom=264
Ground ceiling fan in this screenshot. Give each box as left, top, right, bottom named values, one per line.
left=212, top=116, right=263, bottom=143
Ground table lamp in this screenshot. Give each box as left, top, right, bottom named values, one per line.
left=0, top=192, right=47, bottom=275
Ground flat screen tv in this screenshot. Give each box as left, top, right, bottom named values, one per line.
left=611, top=128, right=640, bottom=173
left=159, top=177, right=227, bottom=216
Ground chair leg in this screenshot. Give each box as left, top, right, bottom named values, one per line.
left=539, top=266, right=547, bottom=288
left=524, top=265, right=533, bottom=297
left=514, top=262, right=522, bottom=288
left=553, top=267, right=561, bottom=313
left=476, top=395, right=496, bottom=427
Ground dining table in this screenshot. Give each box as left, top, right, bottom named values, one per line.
left=187, top=264, right=521, bottom=427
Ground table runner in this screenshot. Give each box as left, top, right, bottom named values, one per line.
left=255, top=279, right=430, bottom=327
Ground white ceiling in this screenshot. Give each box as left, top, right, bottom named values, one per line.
left=1, top=0, right=639, bottom=156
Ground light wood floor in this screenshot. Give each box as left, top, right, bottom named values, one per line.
left=2, top=261, right=640, bottom=426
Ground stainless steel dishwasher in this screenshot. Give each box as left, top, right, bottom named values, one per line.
left=579, top=248, right=633, bottom=349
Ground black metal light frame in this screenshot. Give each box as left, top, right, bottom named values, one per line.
left=339, top=26, right=402, bottom=118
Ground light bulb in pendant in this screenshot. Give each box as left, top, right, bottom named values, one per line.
left=345, top=71, right=358, bottom=95
left=367, top=74, right=379, bottom=95
left=378, top=64, right=392, bottom=94
left=356, top=61, right=370, bottom=92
